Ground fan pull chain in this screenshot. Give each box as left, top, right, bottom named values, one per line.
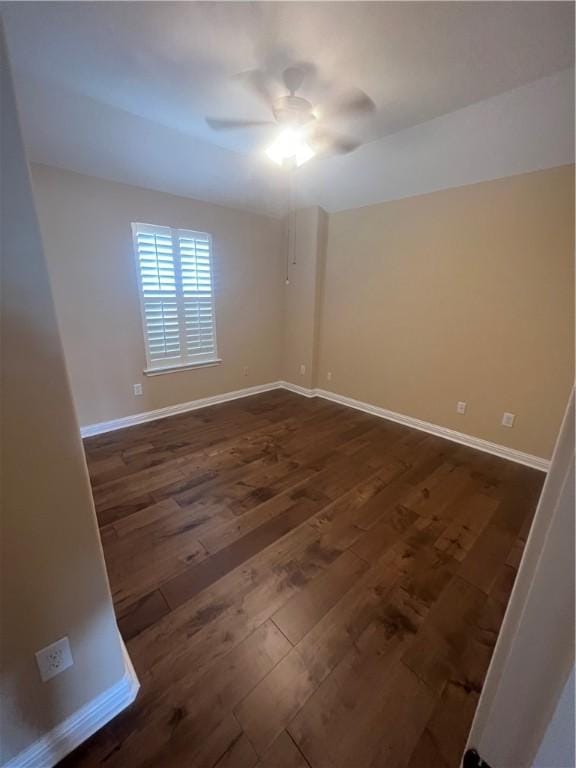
left=289, top=168, right=297, bottom=267
left=285, top=166, right=297, bottom=283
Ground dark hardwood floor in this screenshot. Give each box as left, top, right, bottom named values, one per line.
left=61, top=390, right=544, bottom=768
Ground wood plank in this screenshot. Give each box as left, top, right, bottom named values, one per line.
left=126, top=517, right=336, bottom=682
left=435, top=492, right=498, bottom=561
left=154, top=714, right=243, bottom=768
left=234, top=517, right=449, bottom=756
left=456, top=519, right=515, bottom=594
left=108, top=525, right=207, bottom=612
left=182, top=619, right=292, bottom=732
left=272, top=550, right=368, bottom=645
left=161, top=493, right=328, bottom=611
left=62, top=390, right=543, bottom=768
left=117, top=589, right=170, bottom=642
left=407, top=592, right=509, bottom=768
left=256, top=732, right=310, bottom=768
left=406, top=728, right=451, bottom=768
left=289, top=656, right=435, bottom=768
left=408, top=679, right=480, bottom=768
left=402, top=576, right=487, bottom=694
left=349, top=503, right=419, bottom=562
left=198, top=486, right=311, bottom=556
left=214, top=733, right=258, bottom=768
left=286, top=535, right=458, bottom=768
left=235, top=650, right=317, bottom=756
left=98, top=621, right=290, bottom=768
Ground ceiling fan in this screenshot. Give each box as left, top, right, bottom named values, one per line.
left=206, top=65, right=375, bottom=167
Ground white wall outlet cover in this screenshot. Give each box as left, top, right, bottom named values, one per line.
left=36, top=636, right=74, bottom=682
left=457, top=401, right=467, bottom=414
left=327, top=371, right=333, bottom=381
left=299, top=364, right=306, bottom=376
left=502, top=412, right=516, bottom=427
left=133, top=383, right=143, bottom=396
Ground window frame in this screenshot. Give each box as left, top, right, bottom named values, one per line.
left=131, top=222, right=221, bottom=376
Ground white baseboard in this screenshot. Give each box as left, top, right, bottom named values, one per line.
left=80, top=380, right=549, bottom=472
left=277, top=380, right=317, bottom=398
left=80, top=382, right=282, bottom=437
left=3, top=642, right=139, bottom=768
left=313, top=388, right=550, bottom=472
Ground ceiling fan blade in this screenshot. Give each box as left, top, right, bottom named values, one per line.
left=322, top=88, right=376, bottom=120
left=312, top=128, right=361, bottom=155
left=233, top=69, right=275, bottom=108
left=206, top=117, right=274, bottom=131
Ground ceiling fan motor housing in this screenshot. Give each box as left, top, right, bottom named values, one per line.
left=273, top=95, right=315, bottom=126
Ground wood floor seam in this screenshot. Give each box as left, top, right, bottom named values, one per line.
left=285, top=728, right=314, bottom=768
left=268, top=617, right=295, bottom=647
left=64, top=390, right=543, bottom=768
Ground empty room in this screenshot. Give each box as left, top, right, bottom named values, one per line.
left=1, top=2, right=574, bottom=768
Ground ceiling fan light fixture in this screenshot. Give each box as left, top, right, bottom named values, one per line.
left=265, top=128, right=315, bottom=168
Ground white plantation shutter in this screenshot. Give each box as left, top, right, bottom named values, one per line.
left=178, top=231, right=218, bottom=362
left=132, top=223, right=218, bottom=371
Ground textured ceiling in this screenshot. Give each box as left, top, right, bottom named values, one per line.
left=3, top=1, right=575, bottom=214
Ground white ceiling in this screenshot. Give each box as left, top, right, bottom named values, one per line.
left=3, top=2, right=575, bottom=215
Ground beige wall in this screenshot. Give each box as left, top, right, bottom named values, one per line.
left=468, top=391, right=574, bottom=766
left=31, top=164, right=573, bottom=457
left=31, top=164, right=284, bottom=428
left=1, top=25, right=126, bottom=764
left=318, top=166, right=574, bottom=459
left=282, top=207, right=327, bottom=389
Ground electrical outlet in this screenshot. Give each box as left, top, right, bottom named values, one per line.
left=133, top=383, right=143, bottom=396
left=327, top=371, right=333, bottom=382
left=502, top=412, right=515, bottom=428
left=242, top=366, right=249, bottom=377
left=456, top=401, right=467, bottom=415
left=36, top=637, right=73, bottom=682
left=299, top=364, right=306, bottom=376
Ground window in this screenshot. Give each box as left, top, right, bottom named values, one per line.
left=131, top=222, right=219, bottom=373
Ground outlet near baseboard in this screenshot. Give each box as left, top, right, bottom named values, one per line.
left=36, top=636, right=74, bottom=682
left=502, top=412, right=515, bottom=428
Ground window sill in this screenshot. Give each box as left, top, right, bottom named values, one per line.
left=144, top=359, right=222, bottom=377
